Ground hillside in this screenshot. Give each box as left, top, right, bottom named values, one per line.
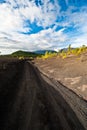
left=11, top=50, right=40, bottom=58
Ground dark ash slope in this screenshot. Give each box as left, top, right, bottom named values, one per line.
left=0, top=59, right=87, bottom=130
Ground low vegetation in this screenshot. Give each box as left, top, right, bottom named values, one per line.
left=59, top=45, right=87, bottom=59
left=39, top=45, right=87, bottom=59
left=41, top=51, right=57, bottom=59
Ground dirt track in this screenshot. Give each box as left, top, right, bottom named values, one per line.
left=0, top=59, right=87, bottom=130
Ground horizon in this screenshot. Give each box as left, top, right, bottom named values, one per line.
left=0, top=0, right=87, bottom=54
left=1, top=44, right=87, bottom=56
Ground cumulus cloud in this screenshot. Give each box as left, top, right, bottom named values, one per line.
left=0, top=0, right=87, bottom=54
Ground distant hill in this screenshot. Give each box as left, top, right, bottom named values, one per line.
left=34, top=50, right=57, bottom=54
left=11, top=50, right=39, bottom=58
left=11, top=50, right=57, bottom=58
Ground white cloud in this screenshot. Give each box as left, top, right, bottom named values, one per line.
left=0, top=27, right=67, bottom=54
left=0, top=0, right=87, bottom=54
left=71, top=34, right=87, bottom=48
left=0, top=3, right=26, bottom=33
left=0, top=0, right=62, bottom=54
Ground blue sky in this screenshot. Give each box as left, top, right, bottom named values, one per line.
left=0, top=0, right=87, bottom=54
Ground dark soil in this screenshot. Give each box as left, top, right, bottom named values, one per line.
left=0, top=58, right=87, bottom=130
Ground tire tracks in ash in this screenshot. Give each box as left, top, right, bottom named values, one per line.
left=0, top=60, right=87, bottom=130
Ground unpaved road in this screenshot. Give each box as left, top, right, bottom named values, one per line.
left=0, top=59, right=87, bottom=130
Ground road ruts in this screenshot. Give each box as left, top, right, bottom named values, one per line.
left=0, top=60, right=86, bottom=130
